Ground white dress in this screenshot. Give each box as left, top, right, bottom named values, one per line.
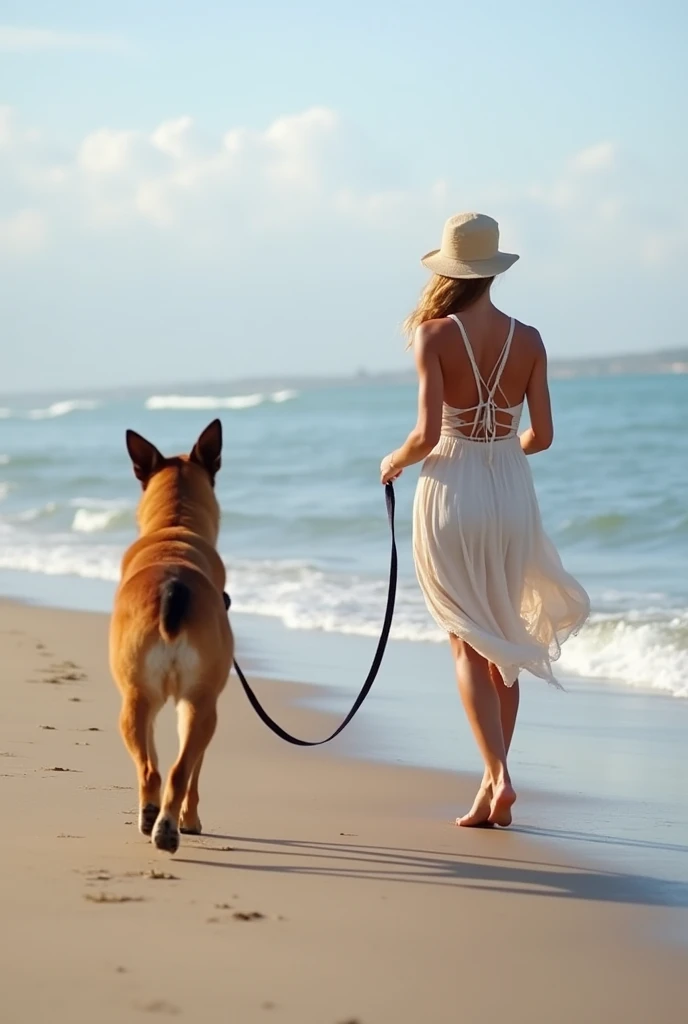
left=412, top=314, right=590, bottom=686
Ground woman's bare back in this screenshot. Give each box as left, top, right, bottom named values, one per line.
left=419, top=307, right=550, bottom=445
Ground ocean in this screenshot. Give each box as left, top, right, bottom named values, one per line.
left=1, top=373, right=686, bottom=698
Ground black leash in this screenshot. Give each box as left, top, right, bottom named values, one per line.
left=228, top=482, right=397, bottom=746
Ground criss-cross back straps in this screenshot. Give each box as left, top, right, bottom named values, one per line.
left=447, top=314, right=517, bottom=449
left=449, top=314, right=515, bottom=398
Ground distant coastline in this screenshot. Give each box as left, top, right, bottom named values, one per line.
left=547, top=348, right=688, bottom=379
left=91, top=345, right=688, bottom=397
left=3, top=348, right=687, bottom=403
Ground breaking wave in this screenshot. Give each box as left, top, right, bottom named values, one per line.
left=144, top=390, right=298, bottom=411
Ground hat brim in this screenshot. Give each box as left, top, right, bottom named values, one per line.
left=420, top=250, right=519, bottom=279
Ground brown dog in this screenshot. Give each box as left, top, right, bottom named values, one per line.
left=109, top=419, right=233, bottom=854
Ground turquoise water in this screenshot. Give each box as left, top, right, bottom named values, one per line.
left=0, top=374, right=687, bottom=696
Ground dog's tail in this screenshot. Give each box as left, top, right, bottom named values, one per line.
left=159, top=576, right=191, bottom=642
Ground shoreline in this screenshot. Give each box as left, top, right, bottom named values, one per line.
left=1, top=599, right=686, bottom=1023
left=3, top=572, right=688, bottom=888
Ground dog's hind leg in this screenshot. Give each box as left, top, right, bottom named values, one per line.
left=119, top=690, right=162, bottom=837
left=152, top=694, right=217, bottom=853
left=180, top=752, right=205, bottom=835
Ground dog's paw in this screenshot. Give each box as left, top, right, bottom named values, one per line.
left=152, top=814, right=180, bottom=854
left=139, top=803, right=160, bottom=837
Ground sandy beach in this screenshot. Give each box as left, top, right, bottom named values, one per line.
left=1, top=599, right=686, bottom=1024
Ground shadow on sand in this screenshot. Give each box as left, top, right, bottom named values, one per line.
left=176, top=831, right=688, bottom=909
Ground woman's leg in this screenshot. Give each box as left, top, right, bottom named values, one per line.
left=491, top=663, right=520, bottom=754
left=464, top=671, right=520, bottom=824
left=450, top=636, right=516, bottom=826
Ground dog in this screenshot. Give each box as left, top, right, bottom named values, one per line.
left=109, top=419, right=233, bottom=854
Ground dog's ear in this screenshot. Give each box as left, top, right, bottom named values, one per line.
left=189, top=418, right=222, bottom=482
left=125, top=430, right=164, bottom=486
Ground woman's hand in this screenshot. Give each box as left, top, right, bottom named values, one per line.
left=380, top=453, right=403, bottom=485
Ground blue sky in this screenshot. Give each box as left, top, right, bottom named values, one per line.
left=1, top=1, right=686, bottom=392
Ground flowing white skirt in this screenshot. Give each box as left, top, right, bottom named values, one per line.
left=412, top=435, right=590, bottom=686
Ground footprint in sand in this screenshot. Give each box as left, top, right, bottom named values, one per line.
left=36, top=661, right=88, bottom=685
left=135, top=1000, right=180, bottom=1016
left=84, top=892, right=145, bottom=904
left=83, top=870, right=112, bottom=882
left=122, top=870, right=179, bottom=881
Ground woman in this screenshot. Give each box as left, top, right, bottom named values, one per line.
left=381, top=213, right=589, bottom=828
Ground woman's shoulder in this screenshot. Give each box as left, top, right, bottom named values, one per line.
left=512, top=318, right=545, bottom=352
left=413, top=317, right=456, bottom=351
left=416, top=316, right=456, bottom=336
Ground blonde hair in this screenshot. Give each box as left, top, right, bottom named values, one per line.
left=403, top=275, right=494, bottom=344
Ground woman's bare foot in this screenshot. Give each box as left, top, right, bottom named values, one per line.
left=456, top=784, right=494, bottom=827
left=488, top=781, right=517, bottom=827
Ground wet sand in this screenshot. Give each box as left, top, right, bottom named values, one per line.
left=1, top=600, right=686, bottom=1023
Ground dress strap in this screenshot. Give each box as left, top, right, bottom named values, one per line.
left=447, top=314, right=485, bottom=437
left=486, top=318, right=515, bottom=398
left=447, top=314, right=483, bottom=391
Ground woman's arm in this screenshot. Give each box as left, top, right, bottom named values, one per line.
left=520, top=332, right=554, bottom=455
left=381, top=324, right=443, bottom=483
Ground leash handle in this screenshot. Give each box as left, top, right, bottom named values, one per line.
left=232, top=482, right=397, bottom=746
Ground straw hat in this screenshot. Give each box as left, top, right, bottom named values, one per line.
left=421, top=213, right=519, bottom=279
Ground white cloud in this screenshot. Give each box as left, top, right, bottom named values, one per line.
left=1, top=107, right=687, bottom=393
left=0, top=108, right=684, bottom=279
left=572, top=141, right=616, bottom=173
left=528, top=180, right=576, bottom=210
left=151, top=117, right=194, bottom=160
left=0, top=209, right=45, bottom=253
left=0, top=26, right=128, bottom=53
left=528, top=141, right=617, bottom=211
left=135, top=180, right=174, bottom=227
left=641, top=223, right=688, bottom=268
left=78, top=129, right=139, bottom=174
